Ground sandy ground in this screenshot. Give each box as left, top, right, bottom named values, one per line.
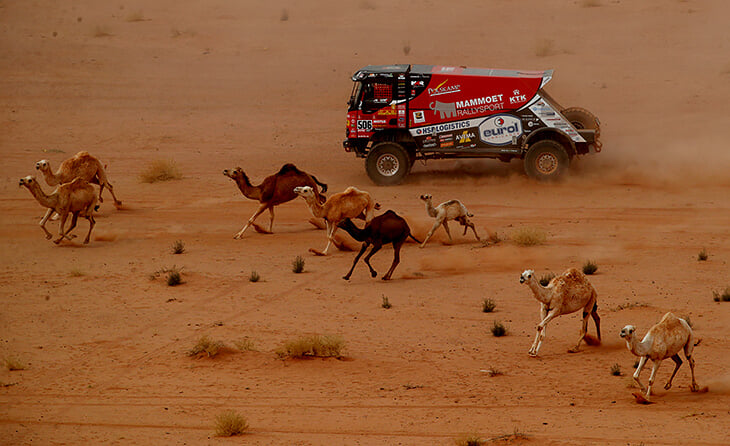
left=1, top=1, right=730, bottom=444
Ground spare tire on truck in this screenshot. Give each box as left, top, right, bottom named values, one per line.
left=524, top=140, right=570, bottom=181
left=365, top=142, right=410, bottom=185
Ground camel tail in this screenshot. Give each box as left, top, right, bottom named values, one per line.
left=408, top=233, right=422, bottom=244
left=694, top=338, right=702, bottom=347
left=310, top=174, right=328, bottom=194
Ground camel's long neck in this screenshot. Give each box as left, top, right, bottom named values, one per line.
left=302, top=196, right=326, bottom=218
left=40, top=167, right=61, bottom=186
left=236, top=174, right=262, bottom=201
left=340, top=221, right=366, bottom=241
left=424, top=200, right=437, bottom=218
left=626, top=334, right=652, bottom=357
left=27, top=183, right=58, bottom=209
left=526, top=279, right=551, bottom=305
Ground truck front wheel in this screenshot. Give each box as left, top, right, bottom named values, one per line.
left=524, top=140, right=570, bottom=181
left=366, top=142, right=410, bottom=185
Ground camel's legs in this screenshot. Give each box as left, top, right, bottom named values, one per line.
left=591, top=304, right=601, bottom=340
left=382, top=241, right=403, bottom=281
left=311, top=221, right=337, bottom=256
left=268, top=207, right=275, bottom=232
left=420, top=219, right=443, bottom=248
left=687, top=354, right=699, bottom=392
left=39, top=208, right=54, bottom=239
left=528, top=305, right=551, bottom=357
left=234, top=203, right=269, bottom=238
left=363, top=242, right=383, bottom=278
left=665, top=354, right=683, bottom=390
left=568, top=309, right=592, bottom=353
left=343, top=242, right=370, bottom=280
left=646, top=360, right=662, bottom=397
left=467, top=221, right=480, bottom=241
left=54, top=212, right=69, bottom=244
left=103, top=181, right=122, bottom=208
left=83, top=215, right=95, bottom=244
left=64, top=213, right=79, bottom=239
left=442, top=221, right=452, bottom=242
left=633, top=356, right=648, bottom=393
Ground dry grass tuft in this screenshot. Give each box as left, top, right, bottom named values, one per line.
left=712, top=287, right=730, bottom=302
left=381, top=295, right=392, bottom=309
left=234, top=338, right=256, bottom=352
left=280, top=9, right=289, bottom=21
left=510, top=227, right=547, bottom=246
left=455, top=433, right=484, bottom=446
left=214, top=410, right=248, bottom=437
left=276, top=335, right=344, bottom=359
left=249, top=270, right=261, bottom=282
left=139, top=160, right=182, bottom=183
left=172, top=240, right=185, bottom=254
left=610, top=363, right=622, bottom=376
left=697, top=248, right=708, bottom=261
left=188, top=335, right=226, bottom=358
left=582, top=260, right=598, bottom=275
left=292, top=255, right=305, bottom=273
left=403, top=42, right=411, bottom=56
left=491, top=321, right=507, bottom=337
left=69, top=268, right=85, bottom=277
left=481, top=298, right=496, bottom=313
left=4, top=356, right=27, bottom=371
left=539, top=272, right=555, bottom=286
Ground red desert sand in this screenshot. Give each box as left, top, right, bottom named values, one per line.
left=1, top=1, right=729, bottom=444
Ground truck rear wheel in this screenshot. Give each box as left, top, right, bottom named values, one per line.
left=524, top=140, right=570, bottom=181
left=561, top=107, right=599, bottom=131
left=366, top=142, right=410, bottom=185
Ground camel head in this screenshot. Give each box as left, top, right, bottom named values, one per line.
left=223, top=167, right=245, bottom=181
left=619, top=325, right=636, bottom=339
left=19, top=175, right=37, bottom=188
left=293, top=186, right=315, bottom=200
left=35, top=160, right=50, bottom=172
left=419, top=194, right=432, bottom=202
left=520, top=269, right=535, bottom=284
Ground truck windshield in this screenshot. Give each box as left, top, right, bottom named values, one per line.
left=348, top=82, right=362, bottom=112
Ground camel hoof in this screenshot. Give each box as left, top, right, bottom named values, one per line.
left=567, top=347, right=581, bottom=354
left=632, top=392, right=654, bottom=405
left=664, top=383, right=672, bottom=390
left=381, top=276, right=391, bottom=281
left=309, top=248, right=325, bottom=256
left=253, top=225, right=272, bottom=234
left=371, top=271, right=377, bottom=278
left=53, top=239, right=61, bottom=244
left=45, top=234, right=52, bottom=240
left=528, top=351, right=538, bottom=358
left=342, top=276, right=350, bottom=281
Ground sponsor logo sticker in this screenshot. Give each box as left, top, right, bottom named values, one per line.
left=478, top=114, right=522, bottom=145
left=428, top=79, right=461, bottom=97
left=413, top=110, right=426, bottom=124
left=357, top=120, right=373, bottom=131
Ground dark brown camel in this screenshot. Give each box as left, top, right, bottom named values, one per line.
left=338, top=210, right=421, bottom=281
left=223, top=164, right=327, bottom=238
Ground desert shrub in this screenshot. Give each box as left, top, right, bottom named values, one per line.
left=292, top=256, right=305, bottom=273
left=712, top=287, right=730, bottom=302
left=214, top=410, right=248, bottom=437
left=539, top=272, right=555, bottom=286
left=172, top=240, right=185, bottom=254
left=276, top=335, right=344, bottom=359
left=481, top=298, right=496, bottom=313
left=482, top=367, right=502, bottom=377
left=510, top=227, right=547, bottom=246
left=454, top=433, right=484, bottom=446
left=697, top=248, right=708, bottom=261
left=610, top=363, right=622, bottom=376
left=234, top=338, right=256, bottom=352
left=279, top=9, right=289, bottom=21
left=139, top=159, right=182, bottom=183
left=69, top=268, right=85, bottom=277
left=125, top=10, right=145, bottom=22
left=491, top=321, right=507, bottom=337
left=381, top=295, right=392, bottom=309
left=188, top=336, right=225, bottom=358
left=249, top=271, right=260, bottom=283
left=167, top=269, right=182, bottom=286
left=403, top=43, right=411, bottom=55
left=3, top=356, right=27, bottom=371
left=582, top=260, right=598, bottom=275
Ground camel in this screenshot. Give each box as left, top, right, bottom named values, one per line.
left=519, top=268, right=601, bottom=357
left=419, top=194, right=479, bottom=247
left=35, top=151, right=121, bottom=208
left=338, top=210, right=421, bottom=281
left=620, top=312, right=701, bottom=399
left=223, top=164, right=327, bottom=238
left=294, top=185, right=378, bottom=256
left=19, top=175, right=98, bottom=244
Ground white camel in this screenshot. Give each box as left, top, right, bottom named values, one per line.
left=620, top=312, right=701, bottom=398
left=520, top=268, right=601, bottom=356
left=419, top=194, right=479, bottom=247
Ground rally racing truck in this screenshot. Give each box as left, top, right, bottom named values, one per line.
left=343, top=64, right=601, bottom=185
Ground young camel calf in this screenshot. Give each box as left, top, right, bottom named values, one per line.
left=419, top=194, right=479, bottom=247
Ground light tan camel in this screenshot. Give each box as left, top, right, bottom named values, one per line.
left=294, top=185, right=377, bottom=256
left=419, top=194, right=479, bottom=247
left=223, top=164, right=327, bottom=238
left=35, top=151, right=122, bottom=208
left=620, top=312, right=701, bottom=399
left=520, top=268, right=601, bottom=356
left=19, top=176, right=97, bottom=244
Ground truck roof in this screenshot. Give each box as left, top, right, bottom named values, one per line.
left=352, top=64, right=553, bottom=88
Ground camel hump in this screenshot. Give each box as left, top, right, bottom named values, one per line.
left=75, top=151, right=91, bottom=157
left=277, top=163, right=302, bottom=175
left=562, top=268, right=585, bottom=284
left=443, top=199, right=461, bottom=206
